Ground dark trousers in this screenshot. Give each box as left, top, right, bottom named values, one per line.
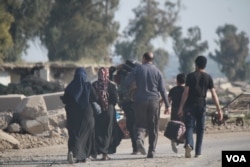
left=134, top=100, right=160, bottom=153
left=171, top=107, right=183, bottom=121
left=184, top=105, right=206, bottom=155
left=121, top=101, right=137, bottom=152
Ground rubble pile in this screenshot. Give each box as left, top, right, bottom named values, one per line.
left=0, top=75, right=64, bottom=96
left=0, top=93, right=68, bottom=152
left=0, top=129, right=67, bottom=151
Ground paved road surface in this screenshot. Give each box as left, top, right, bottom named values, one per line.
left=1, top=131, right=250, bottom=167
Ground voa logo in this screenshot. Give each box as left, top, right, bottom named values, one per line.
left=226, top=155, right=247, bottom=163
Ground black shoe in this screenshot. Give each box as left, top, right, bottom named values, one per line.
left=76, top=159, right=86, bottom=163
left=147, top=151, right=155, bottom=158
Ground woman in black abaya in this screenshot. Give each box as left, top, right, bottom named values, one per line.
left=62, top=67, right=98, bottom=163
left=92, top=67, right=124, bottom=160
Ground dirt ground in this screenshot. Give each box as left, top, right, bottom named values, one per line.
left=1, top=121, right=250, bottom=167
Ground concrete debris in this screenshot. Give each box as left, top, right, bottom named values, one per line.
left=0, top=111, right=13, bottom=130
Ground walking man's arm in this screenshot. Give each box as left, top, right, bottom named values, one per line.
left=210, top=88, right=223, bottom=121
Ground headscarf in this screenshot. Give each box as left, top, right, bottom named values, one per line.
left=93, top=67, right=109, bottom=111
left=65, top=67, right=91, bottom=109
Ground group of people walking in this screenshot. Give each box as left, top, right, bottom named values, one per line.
left=62, top=67, right=123, bottom=163
left=62, top=51, right=223, bottom=164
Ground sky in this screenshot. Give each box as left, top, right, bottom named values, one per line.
left=22, top=0, right=250, bottom=66
left=115, top=0, right=250, bottom=54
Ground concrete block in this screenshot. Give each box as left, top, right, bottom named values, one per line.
left=0, top=94, right=25, bottom=112
left=42, top=92, right=64, bottom=111
left=16, top=95, right=47, bottom=120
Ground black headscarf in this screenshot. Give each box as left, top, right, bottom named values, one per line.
left=65, top=67, right=91, bottom=109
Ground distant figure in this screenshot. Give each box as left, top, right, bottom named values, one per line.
left=62, top=67, right=98, bottom=163
left=92, top=67, right=124, bottom=160
left=109, top=66, right=117, bottom=81
left=167, top=73, right=186, bottom=153
left=126, top=52, right=170, bottom=158
left=178, top=55, right=223, bottom=158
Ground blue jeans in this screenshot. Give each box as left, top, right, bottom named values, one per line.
left=184, top=105, right=206, bottom=155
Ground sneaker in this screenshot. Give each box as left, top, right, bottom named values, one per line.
left=67, top=152, right=74, bottom=164
left=185, top=144, right=192, bottom=158
left=136, top=140, right=146, bottom=155
left=171, top=141, right=178, bottom=153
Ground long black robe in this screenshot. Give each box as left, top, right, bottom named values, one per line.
left=94, top=82, right=124, bottom=154
left=63, top=68, right=98, bottom=161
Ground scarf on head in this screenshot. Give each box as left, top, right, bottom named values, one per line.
left=65, top=67, right=90, bottom=109
left=93, top=67, right=109, bottom=111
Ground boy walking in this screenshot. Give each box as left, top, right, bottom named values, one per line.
left=167, top=73, right=186, bottom=153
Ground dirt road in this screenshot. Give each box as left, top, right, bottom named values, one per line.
left=1, top=131, right=250, bottom=167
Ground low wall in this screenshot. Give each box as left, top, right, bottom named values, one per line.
left=0, top=92, right=65, bottom=113
left=0, top=94, right=25, bottom=112
left=42, top=92, right=64, bottom=111
left=0, top=92, right=170, bottom=132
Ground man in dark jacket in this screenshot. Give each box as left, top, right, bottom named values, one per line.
left=126, top=52, right=170, bottom=158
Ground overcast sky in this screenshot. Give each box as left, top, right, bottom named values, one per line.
left=22, top=0, right=250, bottom=62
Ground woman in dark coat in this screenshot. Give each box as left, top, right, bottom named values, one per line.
left=62, top=67, right=98, bottom=163
left=92, top=67, right=124, bottom=160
